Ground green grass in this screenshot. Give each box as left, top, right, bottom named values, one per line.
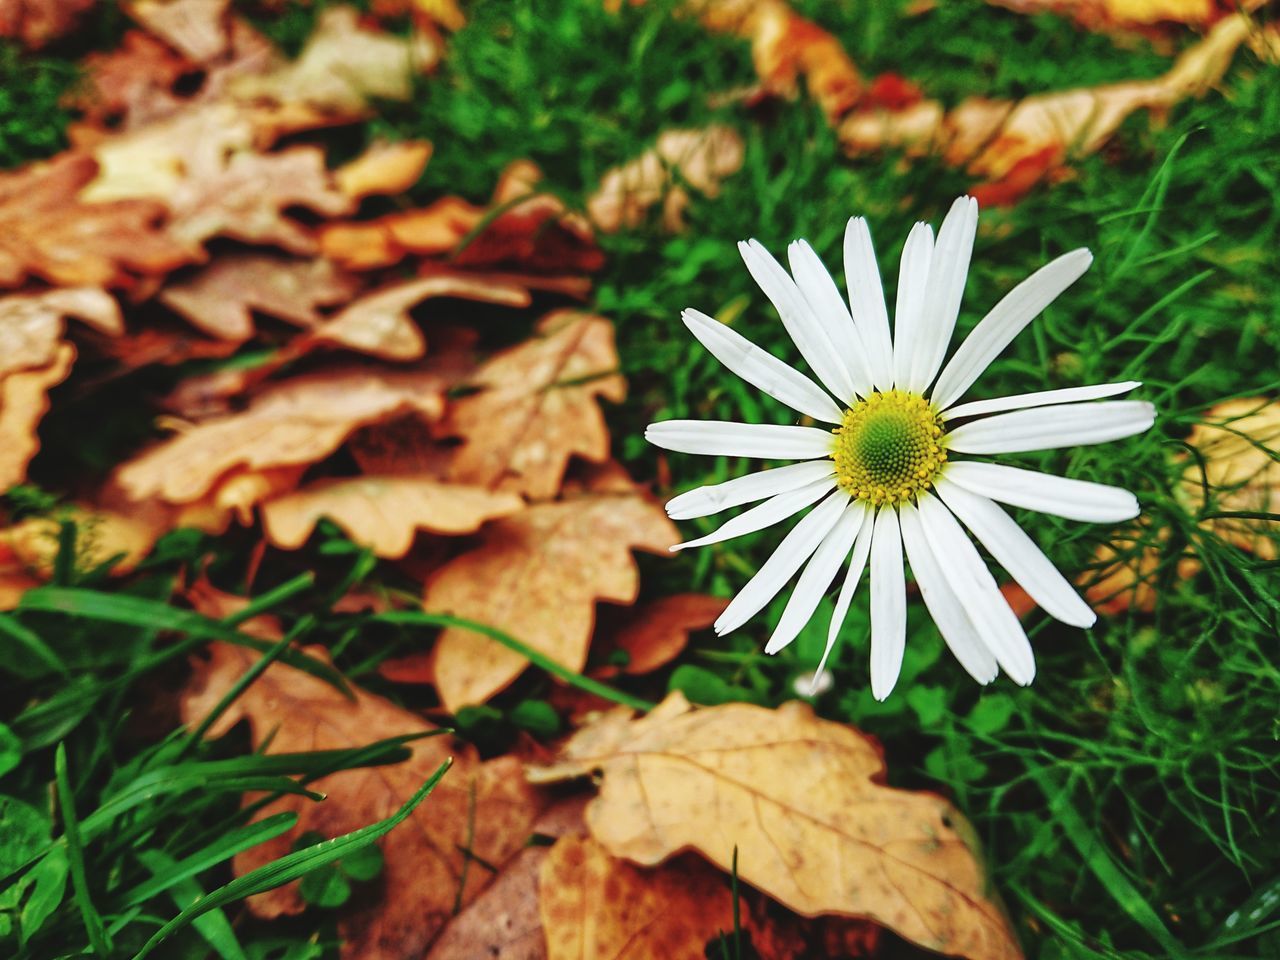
left=3, top=0, right=1279, bottom=957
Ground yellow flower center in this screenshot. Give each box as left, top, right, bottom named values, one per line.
left=832, top=390, right=947, bottom=506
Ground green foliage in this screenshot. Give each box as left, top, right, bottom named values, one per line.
left=0, top=43, right=76, bottom=168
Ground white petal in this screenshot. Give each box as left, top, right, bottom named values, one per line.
left=843, top=217, right=894, bottom=391
left=932, top=248, right=1093, bottom=411
left=765, top=501, right=865, bottom=654
left=935, top=477, right=1096, bottom=628
left=672, top=477, right=836, bottom=552
left=898, top=502, right=998, bottom=684
left=942, top=381, right=1140, bottom=421
left=916, top=493, right=1036, bottom=685
left=645, top=420, right=835, bottom=459
left=682, top=308, right=843, bottom=422
left=786, top=241, right=873, bottom=399
left=911, top=196, right=979, bottom=392
left=715, top=491, right=850, bottom=637
left=945, top=401, right=1156, bottom=455
left=943, top=460, right=1140, bottom=523
left=891, top=221, right=934, bottom=391
left=814, top=502, right=873, bottom=688
left=739, top=240, right=858, bottom=402
left=869, top=506, right=906, bottom=701
left=666, top=461, right=836, bottom=520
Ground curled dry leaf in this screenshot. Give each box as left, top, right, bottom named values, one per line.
left=0, top=0, right=96, bottom=48
left=1180, top=397, right=1280, bottom=559
left=539, top=835, right=736, bottom=960
left=838, top=11, right=1257, bottom=204
left=0, top=288, right=121, bottom=378
left=985, top=0, right=1248, bottom=35
left=441, top=312, right=626, bottom=499
left=424, top=476, right=677, bottom=710
left=122, top=0, right=231, bottom=63
left=0, top=153, right=190, bottom=289
left=2, top=503, right=165, bottom=577
left=426, top=797, right=590, bottom=960
left=231, top=5, right=437, bottom=116
left=588, top=126, right=745, bottom=233
left=179, top=641, right=545, bottom=960
left=158, top=254, right=361, bottom=341
left=335, top=139, right=434, bottom=199
left=0, top=344, right=75, bottom=492
left=304, top=273, right=531, bottom=362
left=592, top=594, right=728, bottom=679
left=529, top=693, right=1022, bottom=960
left=262, top=476, right=524, bottom=558
left=116, top=366, right=447, bottom=504
left=320, top=195, right=482, bottom=270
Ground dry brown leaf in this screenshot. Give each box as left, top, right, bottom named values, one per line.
left=70, top=30, right=193, bottom=130
left=373, top=0, right=466, bottom=32
left=3, top=503, right=165, bottom=576
left=0, top=153, right=190, bottom=289
left=123, top=0, right=231, bottom=62
left=0, top=0, right=96, bottom=48
left=0, top=288, right=121, bottom=378
left=529, top=693, right=1022, bottom=960
left=426, top=797, right=590, bottom=960
left=116, top=367, right=447, bottom=504
left=158, top=254, right=360, bottom=341
left=441, top=312, right=625, bottom=499
left=986, top=0, right=1233, bottom=34
left=0, top=344, right=75, bottom=492
left=303, top=274, right=531, bottom=361
left=320, top=196, right=483, bottom=269
left=0, top=552, right=41, bottom=610
left=180, top=641, right=545, bottom=960
left=262, top=476, right=524, bottom=558
left=231, top=5, right=437, bottom=116
left=425, top=478, right=677, bottom=710
left=837, top=11, right=1256, bottom=204
left=99, top=325, right=241, bottom=370
left=539, top=835, right=736, bottom=960
left=1180, top=397, right=1280, bottom=559
left=592, top=594, right=727, bottom=679
left=588, top=126, right=745, bottom=233
left=335, top=139, right=433, bottom=199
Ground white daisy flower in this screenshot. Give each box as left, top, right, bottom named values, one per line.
left=646, top=197, right=1155, bottom=699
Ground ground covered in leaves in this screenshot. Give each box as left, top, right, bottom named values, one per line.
left=0, top=1, right=1277, bottom=958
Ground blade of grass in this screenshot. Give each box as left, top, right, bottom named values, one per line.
left=136, top=849, right=247, bottom=960
left=131, top=758, right=453, bottom=960
left=54, top=743, right=112, bottom=957
left=371, top=610, right=655, bottom=712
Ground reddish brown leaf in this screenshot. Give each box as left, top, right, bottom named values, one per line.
left=262, top=475, right=524, bottom=558
left=335, top=139, right=433, bottom=199
left=319, top=196, right=484, bottom=270
left=441, top=312, right=626, bottom=499
left=0, top=0, right=96, bottom=48
left=116, top=366, right=447, bottom=504
left=0, top=154, right=190, bottom=289
left=179, top=641, right=545, bottom=960
left=158, top=254, right=360, bottom=341
left=0, top=344, right=75, bottom=491
left=530, top=693, right=1023, bottom=960
left=592, top=594, right=727, bottom=679
left=425, top=474, right=676, bottom=710
left=70, top=31, right=192, bottom=130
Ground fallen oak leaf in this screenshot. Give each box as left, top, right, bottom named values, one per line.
left=158, top=254, right=361, bottom=341
left=539, top=835, right=737, bottom=960
left=985, top=0, right=1250, bottom=36
left=320, top=196, right=484, bottom=270
left=123, top=0, right=231, bottom=62
left=230, top=5, right=438, bottom=116
left=179, top=640, right=545, bottom=960
left=529, top=692, right=1023, bottom=960
left=2, top=502, right=167, bottom=577
left=0, top=287, right=121, bottom=378
left=116, top=366, right=447, bottom=504
left=69, top=30, right=193, bottom=131
left=588, top=126, right=745, bottom=233
left=0, top=344, right=75, bottom=492
left=425, top=471, right=677, bottom=710
left=262, top=476, right=524, bottom=558
left=336, top=139, right=434, bottom=200
left=591, top=594, right=727, bottom=679
left=302, top=273, right=532, bottom=362
left=440, top=312, right=626, bottom=499
left=0, top=153, right=191, bottom=289
left=0, top=0, right=96, bottom=48
left=426, top=797, right=590, bottom=960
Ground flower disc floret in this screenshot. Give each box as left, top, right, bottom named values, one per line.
left=832, top=390, right=946, bottom=506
